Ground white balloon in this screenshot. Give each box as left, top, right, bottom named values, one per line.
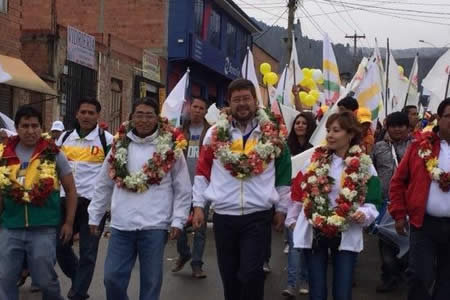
left=313, top=69, right=323, bottom=81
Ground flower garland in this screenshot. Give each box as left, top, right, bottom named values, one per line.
left=300, top=145, right=372, bottom=237
left=210, top=108, right=287, bottom=179
left=108, top=118, right=187, bottom=193
left=0, top=134, right=59, bottom=206
left=418, top=131, right=450, bottom=192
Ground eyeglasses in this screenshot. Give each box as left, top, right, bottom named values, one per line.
left=134, top=113, right=157, bottom=120
left=230, top=96, right=253, bottom=104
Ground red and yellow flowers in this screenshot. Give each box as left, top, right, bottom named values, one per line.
left=418, top=131, right=450, bottom=192
left=0, top=135, right=58, bottom=206
left=210, top=108, right=287, bottom=179
left=108, top=118, right=187, bottom=193
left=300, top=145, right=372, bottom=237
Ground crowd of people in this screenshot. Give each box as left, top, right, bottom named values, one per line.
left=0, top=78, right=449, bottom=300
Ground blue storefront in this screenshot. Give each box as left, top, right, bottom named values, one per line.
left=168, top=0, right=260, bottom=107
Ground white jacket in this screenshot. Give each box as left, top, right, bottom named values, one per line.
left=192, top=122, right=291, bottom=216
left=292, top=154, right=379, bottom=252
left=57, top=125, right=114, bottom=200
left=88, top=129, right=192, bottom=231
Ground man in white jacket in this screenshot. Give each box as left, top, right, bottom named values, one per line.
left=88, top=98, right=191, bottom=300
left=192, top=79, right=291, bottom=300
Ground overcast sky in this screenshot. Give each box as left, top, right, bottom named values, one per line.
left=234, top=0, right=450, bottom=50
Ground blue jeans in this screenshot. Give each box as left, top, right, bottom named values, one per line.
left=57, top=197, right=106, bottom=299
left=104, top=228, right=168, bottom=300
left=287, top=229, right=308, bottom=288
left=0, top=227, right=63, bottom=300
left=304, top=241, right=357, bottom=300
left=176, top=203, right=210, bottom=268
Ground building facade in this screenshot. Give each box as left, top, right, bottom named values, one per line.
left=168, top=0, right=260, bottom=106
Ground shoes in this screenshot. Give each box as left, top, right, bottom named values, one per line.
left=16, top=272, right=29, bottom=287
left=30, top=285, right=41, bottom=293
left=171, top=255, right=192, bottom=272
left=192, top=265, right=207, bottom=279
left=67, top=288, right=90, bottom=300
left=298, top=280, right=309, bottom=294
left=281, top=286, right=296, bottom=297
left=376, top=278, right=398, bottom=293
left=283, top=244, right=290, bottom=254
left=263, top=262, right=271, bottom=273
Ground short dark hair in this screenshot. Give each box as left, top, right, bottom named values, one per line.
left=337, top=96, right=359, bottom=112
left=437, top=98, right=450, bottom=118
left=386, top=112, right=409, bottom=128
left=326, top=112, right=362, bottom=146
left=14, top=105, right=42, bottom=127
left=132, top=97, right=160, bottom=116
left=402, top=105, right=417, bottom=115
left=228, top=78, right=256, bottom=101
left=191, top=97, right=209, bottom=107
left=78, top=97, right=102, bottom=113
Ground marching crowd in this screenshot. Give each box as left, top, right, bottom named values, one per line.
left=0, top=78, right=449, bottom=300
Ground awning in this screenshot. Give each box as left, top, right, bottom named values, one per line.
left=0, top=54, right=57, bottom=96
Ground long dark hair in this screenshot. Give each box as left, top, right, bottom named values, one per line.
left=287, top=112, right=317, bottom=156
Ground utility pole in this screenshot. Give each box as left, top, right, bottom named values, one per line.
left=345, top=32, right=366, bottom=72
left=286, top=0, right=299, bottom=60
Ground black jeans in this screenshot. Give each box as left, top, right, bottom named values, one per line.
left=378, top=238, right=408, bottom=283
left=213, top=210, right=272, bottom=300
left=56, top=197, right=106, bottom=300
left=407, top=214, right=450, bottom=300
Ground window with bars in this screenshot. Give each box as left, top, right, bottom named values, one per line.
left=110, top=79, right=122, bottom=134
left=208, top=8, right=221, bottom=49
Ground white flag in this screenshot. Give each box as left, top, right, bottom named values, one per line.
left=422, top=49, right=450, bottom=100
left=0, top=63, right=12, bottom=83
left=205, top=103, right=220, bottom=125
left=388, top=51, right=408, bottom=114
left=241, top=48, right=263, bottom=107
left=161, top=70, right=189, bottom=127
left=404, top=54, right=419, bottom=107
left=280, top=104, right=299, bottom=135
left=274, top=65, right=291, bottom=106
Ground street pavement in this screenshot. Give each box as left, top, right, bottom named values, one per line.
left=19, top=224, right=407, bottom=300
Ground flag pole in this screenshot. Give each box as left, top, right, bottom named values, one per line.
left=282, top=64, right=288, bottom=104
left=385, top=38, right=390, bottom=117
left=403, top=52, right=418, bottom=109
left=445, top=73, right=450, bottom=99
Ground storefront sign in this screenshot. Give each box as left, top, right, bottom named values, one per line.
left=143, top=50, right=161, bottom=83
left=67, top=26, right=96, bottom=70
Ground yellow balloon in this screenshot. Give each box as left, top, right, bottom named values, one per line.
left=310, top=89, right=320, bottom=100
left=321, top=105, right=329, bottom=113
left=303, top=78, right=315, bottom=88
left=306, top=69, right=314, bottom=79
left=302, top=68, right=312, bottom=78
left=264, top=72, right=278, bottom=86
left=299, top=91, right=308, bottom=102
left=398, top=65, right=404, bottom=76
left=260, top=63, right=271, bottom=75
left=302, top=94, right=317, bottom=107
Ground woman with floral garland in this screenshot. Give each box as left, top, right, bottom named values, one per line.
left=289, top=111, right=381, bottom=300
left=282, top=112, right=316, bottom=297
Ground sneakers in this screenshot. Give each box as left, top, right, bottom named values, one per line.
left=281, top=286, right=296, bottom=297
left=192, top=265, right=207, bottom=279
left=30, top=285, right=41, bottom=293
left=263, top=262, right=271, bottom=273
left=375, top=278, right=399, bottom=293
left=298, top=281, right=309, bottom=295
left=283, top=244, right=290, bottom=254
left=171, top=255, right=192, bottom=272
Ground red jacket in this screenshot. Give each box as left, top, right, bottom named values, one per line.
left=388, top=132, right=441, bottom=228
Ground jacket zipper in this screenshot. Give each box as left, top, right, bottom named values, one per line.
left=24, top=204, right=29, bottom=227
left=240, top=181, right=244, bottom=215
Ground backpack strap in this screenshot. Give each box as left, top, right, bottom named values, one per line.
left=60, top=129, right=74, bottom=145
left=98, top=127, right=108, bottom=156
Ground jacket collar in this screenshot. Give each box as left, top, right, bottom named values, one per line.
left=126, top=127, right=159, bottom=144
left=68, top=124, right=99, bottom=142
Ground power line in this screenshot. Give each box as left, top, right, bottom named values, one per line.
left=325, top=0, right=450, bottom=7
left=299, top=5, right=325, bottom=35
left=253, top=8, right=289, bottom=42
left=314, top=0, right=347, bottom=34
left=235, top=0, right=289, bottom=20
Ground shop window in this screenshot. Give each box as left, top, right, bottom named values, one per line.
left=0, top=0, right=7, bottom=13
left=208, top=8, right=221, bottom=49
left=194, top=0, right=204, bottom=38
left=226, top=23, right=236, bottom=58
left=110, top=79, right=122, bottom=134
left=237, top=29, right=249, bottom=63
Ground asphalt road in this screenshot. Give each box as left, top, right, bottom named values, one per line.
left=19, top=225, right=407, bottom=300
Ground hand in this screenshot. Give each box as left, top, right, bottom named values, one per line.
left=395, top=218, right=408, bottom=236
left=292, top=84, right=301, bottom=95
left=192, top=207, right=205, bottom=230
left=89, top=225, right=100, bottom=236
left=289, top=223, right=296, bottom=231
left=169, top=227, right=181, bottom=240
left=273, top=212, right=286, bottom=232
left=60, top=222, right=73, bottom=244
left=351, top=211, right=366, bottom=224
